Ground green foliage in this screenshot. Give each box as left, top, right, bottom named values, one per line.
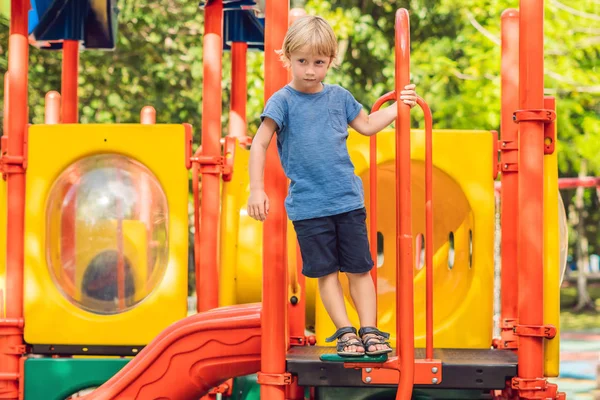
left=1, top=1, right=206, bottom=133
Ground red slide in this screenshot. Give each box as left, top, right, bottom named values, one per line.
left=82, top=303, right=262, bottom=400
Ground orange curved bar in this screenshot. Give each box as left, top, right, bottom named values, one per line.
left=517, top=0, right=545, bottom=379
left=370, top=91, right=396, bottom=290
left=416, top=96, right=434, bottom=360
left=80, top=304, right=262, bottom=399
left=198, top=0, right=223, bottom=312
left=394, top=8, right=414, bottom=400
left=44, top=91, right=61, bottom=124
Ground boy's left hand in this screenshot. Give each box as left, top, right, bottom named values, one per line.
left=401, top=84, right=418, bottom=108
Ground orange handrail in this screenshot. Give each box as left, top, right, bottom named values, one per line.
left=370, top=91, right=396, bottom=298
left=394, top=8, right=414, bottom=400
left=416, top=97, right=434, bottom=360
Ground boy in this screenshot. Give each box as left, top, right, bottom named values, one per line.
left=247, top=15, right=417, bottom=356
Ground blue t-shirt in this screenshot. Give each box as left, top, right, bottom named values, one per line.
left=260, top=83, right=364, bottom=221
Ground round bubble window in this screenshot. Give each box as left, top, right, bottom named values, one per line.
left=46, top=154, right=169, bottom=315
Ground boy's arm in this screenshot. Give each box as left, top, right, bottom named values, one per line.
left=349, top=84, right=417, bottom=136
left=349, top=104, right=399, bottom=137
left=248, top=117, right=278, bottom=221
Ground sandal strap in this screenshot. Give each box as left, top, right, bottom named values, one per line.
left=363, top=336, right=390, bottom=347
left=325, top=326, right=357, bottom=343
left=337, top=337, right=362, bottom=352
left=359, top=326, right=391, bottom=340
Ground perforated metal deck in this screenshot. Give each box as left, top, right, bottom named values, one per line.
left=287, top=346, right=517, bottom=390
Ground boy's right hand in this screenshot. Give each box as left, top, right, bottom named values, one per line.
left=247, top=190, right=270, bottom=221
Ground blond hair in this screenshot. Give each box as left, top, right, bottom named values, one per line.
left=277, top=15, right=338, bottom=68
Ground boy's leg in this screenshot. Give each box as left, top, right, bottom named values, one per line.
left=346, top=271, right=388, bottom=352
left=336, top=208, right=391, bottom=353
left=292, top=215, right=363, bottom=354
left=318, top=272, right=364, bottom=354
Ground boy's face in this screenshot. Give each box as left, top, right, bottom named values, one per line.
left=288, top=47, right=332, bottom=93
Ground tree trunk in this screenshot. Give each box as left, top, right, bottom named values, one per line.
left=574, top=160, right=595, bottom=311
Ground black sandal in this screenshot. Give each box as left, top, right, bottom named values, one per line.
left=359, top=327, right=393, bottom=356
left=325, top=327, right=365, bottom=357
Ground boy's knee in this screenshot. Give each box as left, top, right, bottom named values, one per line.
left=317, top=271, right=339, bottom=283
left=345, top=271, right=371, bottom=280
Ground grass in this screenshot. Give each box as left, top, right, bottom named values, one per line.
left=560, top=283, right=600, bottom=331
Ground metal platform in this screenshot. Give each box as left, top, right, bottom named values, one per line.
left=287, top=346, right=518, bottom=390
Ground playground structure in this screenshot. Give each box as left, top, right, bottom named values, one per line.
left=0, top=0, right=580, bottom=399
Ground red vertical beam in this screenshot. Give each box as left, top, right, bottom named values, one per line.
left=229, top=42, right=248, bottom=140
left=140, top=106, right=156, bottom=125
left=44, top=92, right=61, bottom=124
left=260, top=0, right=289, bottom=399
left=285, top=9, right=307, bottom=400
left=287, top=6, right=306, bottom=345
left=2, top=73, right=8, bottom=142
left=198, top=0, right=223, bottom=312
left=61, top=40, right=79, bottom=123
left=395, top=8, right=414, bottom=400
left=517, top=0, right=545, bottom=379
left=500, top=9, right=520, bottom=331
left=2, top=1, right=29, bottom=398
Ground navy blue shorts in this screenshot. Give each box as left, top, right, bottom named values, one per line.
left=292, top=208, right=374, bottom=278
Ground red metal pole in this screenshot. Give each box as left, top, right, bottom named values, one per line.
left=2, top=73, right=8, bottom=141
left=284, top=12, right=306, bottom=399
left=198, top=0, right=223, bottom=312
left=500, top=8, right=520, bottom=349
left=517, top=0, right=545, bottom=379
left=558, top=177, right=600, bottom=189
left=395, top=8, right=414, bottom=400
left=1, top=1, right=29, bottom=398
left=140, top=106, right=156, bottom=125
left=260, top=0, right=289, bottom=398
left=61, top=40, right=79, bottom=123
left=44, top=92, right=61, bottom=124
left=229, top=42, right=248, bottom=140
left=369, top=125, right=378, bottom=290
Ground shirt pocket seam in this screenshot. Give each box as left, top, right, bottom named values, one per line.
left=328, top=109, right=346, bottom=132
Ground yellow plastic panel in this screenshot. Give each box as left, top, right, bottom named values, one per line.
left=220, top=144, right=318, bottom=325
left=314, top=129, right=495, bottom=349
left=543, top=143, right=560, bottom=377
left=24, top=124, right=188, bottom=346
